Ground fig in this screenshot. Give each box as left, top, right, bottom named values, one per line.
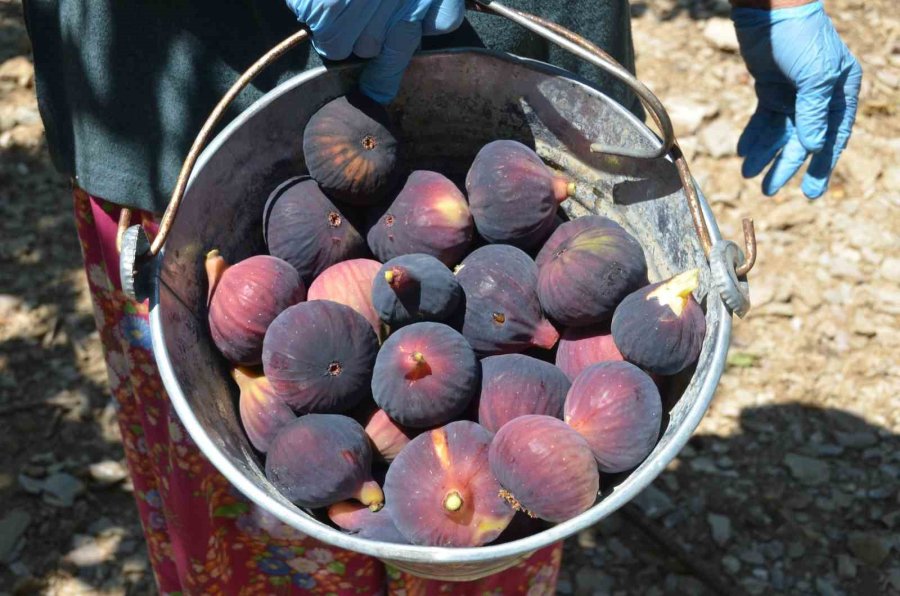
left=308, top=258, right=383, bottom=338
left=611, top=269, right=706, bottom=375
left=489, top=415, right=599, bottom=523
left=477, top=354, right=571, bottom=434
left=262, top=300, right=379, bottom=413
left=327, top=501, right=408, bottom=544
left=366, top=170, right=474, bottom=267
left=534, top=215, right=623, bottom=268
left=465, top=140, right=574, bottom=248
left=302, top=93, right=400, bottom=206
left=265, top=414, right=383, bottom=510
left=555, top=323, right=624, bottom=381
left=206, top=251, right=306, bottom=366
left=232, top=367, right=296, bottom=453
left=264, top=177, right=368, bottom=284
left=371, top=322, right=478, bottom=428
left=537, top=220, right=648, bottom=327
left=564, top=362, right=662, bottom=473
left=455, top=245, right=559, bottom=355
left=353, top=402, right=419, bottom=462
left=371, top=253, right=463, bottom=328
left=384, top=421, right=514, bottom=546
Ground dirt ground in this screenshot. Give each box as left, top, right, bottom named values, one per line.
left=1, top=0, right=898, bottom=594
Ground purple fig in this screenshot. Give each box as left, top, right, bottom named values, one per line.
left=477, top=354, right=571, bottom=433
left=371, top=253, right=463, bottom=328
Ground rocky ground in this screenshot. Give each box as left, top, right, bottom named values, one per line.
left=0, top=0, right=897, bottom=594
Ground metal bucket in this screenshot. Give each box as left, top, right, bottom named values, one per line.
left=120, top=3, right=755, bottom=582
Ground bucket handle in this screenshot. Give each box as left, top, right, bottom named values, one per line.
left=118, top=3, right=755, bottom=312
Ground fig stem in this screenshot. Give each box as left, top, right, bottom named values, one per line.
left=411, top=351, right=426, bottom=364
left=530, top=319, right=560, bottom=350
left=204, top=249, right=229, bottom=305
left=384, top=270, right=395, bottom=284
left=648, top=269, right=700, bottom=317
left=356, top=480, right=385, bottom=512
left=443, top=491, right=463, bottom=512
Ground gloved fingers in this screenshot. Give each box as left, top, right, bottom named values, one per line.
left=422, top=0, right=465, bottom=35
left=801, top=59, right=862, bottom=199
left=761, top=132, right=808, bottom=197
left=354, top=0, right=404, bottom=58
left=304, top=2, right=381, bottom=61
left=793, top=56, right=840, bottom=154
left=359, top=20, right=423, bottom=104
left=739, top=111, right=793, bottom=178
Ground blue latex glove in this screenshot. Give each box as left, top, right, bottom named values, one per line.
left=286, top=0, right=465, bottom=104
left=732, top=1, right=862, bottom=199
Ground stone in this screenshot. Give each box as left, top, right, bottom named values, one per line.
left=706, top=513, right=731, bottom=546
left=847, top=533, right=891, bottom=567
left=665, top=98, right=718, bottom=135
left=837, top=554, right=857, bottom=578
left=815, top=577, right=839, bottom=596
left=783, top=453, right=830, bottom=486
left=17, top=473, right=44, bottom=495
left=556, top=578, right=573, bottom=594
left=607, top=538, right=633, bottom=561
left=770, top=567, right=785, bottom=591
left=888, top=569, right=900, bottom=592
left=739, top=548, right=765, bottom=565
left=881, top=257, right=900, bottom=284
left=0, top=509, right=30, bottom=562
left=0, top=56, right=34, bottom=87
left=64, top=534, right=121, bottom=567
left=632, top=485, right=674, bottom=519
left=699, top=118, right=740, bottom=158
left=702, top=18, right=740, bottom=52
left=721, top=555, right=741, bottom=574
left=575, top=567, right=614, bottom=596
left=42, top=473, right=85, bottom=507
left=0, top=294, right=23, bottom=319
left=834, top=431, right=878, bottom=448
left=88, top=461, right=128, bottom=486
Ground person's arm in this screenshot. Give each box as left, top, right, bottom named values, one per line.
left=286, top=1, right=465, bottom=104
left=730, top=0, right=862, bottom=199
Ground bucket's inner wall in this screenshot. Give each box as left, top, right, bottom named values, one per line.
left=156, top=51, right=719, bottom=537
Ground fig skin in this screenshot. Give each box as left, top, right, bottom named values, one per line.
left=537, top=221, right=648, bottom=327
left=372, top=322, right=479, bottom=428
left=555, top=323, right=624, bottom=381
left=302, top=92, right=400, bottom=206
left=534, top=215, right=623, bottom=268
left=384, top=421, right=514, bottom=547
left=489, top=415, right=599, bottom=523
left=564, top=361, right=662, bottom=473
left=352, top=402, right=419, bottom=462
left=327, top=501, right=408, bottom=544
left=308, top=258, right=383, bottom=339
left=264, top=178, right=369, bottom=284
left=206, top=251, right=306, bottom=366
left=455, top=244, right=559, bottom=356
left=265, top=414, right=384, bottom=510
left=371, top=253, right=463, bottom=329
left=466, top=140, right=574, bottom=249
left=477, top=354, right=571, bottom=434
left=611, top=269, right=706, bottom=375
left=232, top=367, right=296, bottom=453
left=366, top=170, right=474, bottom=267
left=262, top=300, right=379, bottom=413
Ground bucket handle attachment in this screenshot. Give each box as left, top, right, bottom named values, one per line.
left=119, top=4, right=755, bottom=315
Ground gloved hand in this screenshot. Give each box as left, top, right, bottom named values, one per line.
left=732, top=1, right=862, bottom=199
left=287, top=0, right=465, bottom=104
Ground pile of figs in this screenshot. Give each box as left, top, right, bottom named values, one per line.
left=205, top=93, right=707, bottom=548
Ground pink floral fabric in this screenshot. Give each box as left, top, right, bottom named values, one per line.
left=73, top=188, right=562, bottom=595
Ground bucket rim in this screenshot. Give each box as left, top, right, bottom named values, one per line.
left=150, top=48, right=732, bottom=564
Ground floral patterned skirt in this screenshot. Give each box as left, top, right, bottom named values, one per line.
left=73, top=188, right=562, bottom=595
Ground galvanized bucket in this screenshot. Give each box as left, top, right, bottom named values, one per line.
left=119, top=1, right=755, bottom=582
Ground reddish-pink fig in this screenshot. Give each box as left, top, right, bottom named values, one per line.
left=265, top=414, right=384, bottom=510
left=366, top=170, right=474, bottom=267
left=352, top=402, right=419, bottom=462
left=385, top=421, right=514, bottom=546
left=308, top=258, right=383, bottom=339
left=555, top=324, right=624, bottom=381
left=455, top=245, right=559, bottom=355
left=612, top=269, right=706, bottom=375
left=466, top=140, right=574, bottom=248
left=372, top=322, right=478, bottom=428
left=327, top=501, right=408, bottom=544
left=232, top=367, right=296, bottom=453
left=489, top=415, right=599, bottom=523
left=564, top=361, right=662, bottom=473
left=477, top=354, right=571, bottom=433
left=262, top=300, right=379, bottom=413
left=206, top=251, right=306, bottom=366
